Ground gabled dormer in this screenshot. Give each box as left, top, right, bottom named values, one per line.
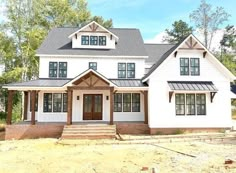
left=68, top=21, right=119, bottom=49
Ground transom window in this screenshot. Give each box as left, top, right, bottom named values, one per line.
left=49, top=62, right=67, bottom=78
left=118, top=63, right=135, bottom=78
left=89, top=62, right=97, bottom=71
left=180, top=58, right=200, bottom=76
left=43, top=93, right=67, bottom=113
left=81, top=36, right=89, bottom=45
left=114, top=93, right=140, bottom=112
left=99, top=36, right=106, bottom=45
left=90, top=36, right=98, bottom=45
left=175, top=93, right=206, bottom=116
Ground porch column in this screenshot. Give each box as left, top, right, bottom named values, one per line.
left=6, top=90, right=14, bottom=125
left=144, top=90, right=148, bottom=124
left=23, top=91, right=28, bottom=120
left=67, top=89, right=73, bottom=125
left=110, top=87, right=114, bottom=125
left=30, top=90, right=36, bottom=125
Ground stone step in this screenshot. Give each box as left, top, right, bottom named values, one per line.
left=62, top=131, right=116, bottom=135
left=63, top=128, right=116, bottom=132
left=61, top=135, right=115, bottom=139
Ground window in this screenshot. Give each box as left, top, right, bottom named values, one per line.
left=175, top=93, right=206, bottom=116
left=30, top=93, right=38, bottom=112
left=63, top=93, right=67, bottom=112
left=175, top=94, right=185, bottom=115
left=114, top=93, right=140, bottom=112
left=53, top=93, right=62, bottom=112
left=114, top=93, right=122, bottom=112
left=81, top=35, right=89, bottom=45
left=43, top=93, right=52, bottom=112
left=90, top=36, right=98, bottom=45
left=49, top=62, right=58, bottom=78
left=186, top=94, right=195, bottom=115
left=180, top=58, right=189, bottom=75
left=127, top=63, right=135, bottom=78
left=190, top=58, right=200, bottom=75
left=118, top=63, right=126, bottom=78
left=118, top=63, right=135, bottom=78
left=196, top=94, right=206, bottom=115
left=99, top=36, right=106, bottom=45
left=43, top=93, right=67, bottom=113
left=59, top=62, right=67, bottom=78
left=132, top=93, right=140, bottom=112
left=89, top=62, right=97, bottom=71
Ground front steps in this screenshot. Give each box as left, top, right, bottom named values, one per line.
left=61, top=124, right=117, bottom=139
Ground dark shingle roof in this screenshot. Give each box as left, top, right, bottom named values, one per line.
left=144, top=44, right=175, bottom=63
left=109, top=79, right=148, bottom=87
left=168, top=81, right=218, bottom=91
left=37, top=28, right=147, bottom=56
left=6, top=79, right=71, bottom=87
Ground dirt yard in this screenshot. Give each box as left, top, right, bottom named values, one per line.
left=0, top=136, right=236, bottom=173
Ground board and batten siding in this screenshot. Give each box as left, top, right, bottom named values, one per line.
left=39, top=57, right=145, bottom=79
left=148, top=50, right=232, bottom=128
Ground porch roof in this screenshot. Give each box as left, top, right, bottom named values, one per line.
left=110, top=79, right=147, bottom=87
left=168, top=81, right=218, bottom=92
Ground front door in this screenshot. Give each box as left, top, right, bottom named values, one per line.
left=83, top=94, right=103, bottom=120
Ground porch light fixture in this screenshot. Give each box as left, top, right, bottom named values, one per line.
left=106, top=96, right=109, bottom=100
left=77, top=96, right=80, bottom=100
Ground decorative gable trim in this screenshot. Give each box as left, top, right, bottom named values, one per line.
left=68, top=21, right=119, bottom=41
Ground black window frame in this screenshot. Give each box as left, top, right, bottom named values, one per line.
left=49, top=62, right=58, bottom=78
left=89, top=62, right=97, bottom=71
left=132, top=93, right=140, bottom=112
left=59, top=62, right=67, bottom=78
left=53, top=93, right=62, bottom=112
left=175, top=94, right=185, bottom=115
left=118, top=63, right=126, bottom=78
left=190, top=58, right=200, bottom=76
left=127, top=63, right=135, bottom=78
left=196, top=94, right=206, bottom=115
left=186, top=94, right=195, bottom=115
left=90, top=36, right=98, bottom=45
left=81, top=35, right=89, bottom=45
left=43, top=93, right=52, bottom=112
left=180, top=58, right=189, bottom=76
left=99, top=36, right=106, bottom=46
left=123, top=93, right=131, bottom=112
left=114, top=93, right=122, bottom=112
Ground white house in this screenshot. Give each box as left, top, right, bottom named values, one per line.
left=4, top=21, right=235, bottom=135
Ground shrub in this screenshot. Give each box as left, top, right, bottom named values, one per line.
left=172, top=129, right=185, bottom=135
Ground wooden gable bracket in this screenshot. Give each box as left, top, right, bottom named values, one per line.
left=203, top=51, right=207, bottom=58
left=174, top=51, right=178, bottom=57
left=113, top=90, right=118, bottom=94
left=169, top=91, right=174, bottom=103
left=210, top=92, right=217, bottom=103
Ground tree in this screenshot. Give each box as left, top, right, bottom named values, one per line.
left=220, top=25, right=236, bottom=52
left=163, top=20, right=193, bottom=43
left=91, top=16, right=113, bottom=28
left=190, top=0, right=230, bottom=49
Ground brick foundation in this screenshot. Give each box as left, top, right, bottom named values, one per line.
left=5, top=124, right=64, bottom=140
left=116, top=123, right=149, bottom=134
left=150, top=127, right=231, bottom=135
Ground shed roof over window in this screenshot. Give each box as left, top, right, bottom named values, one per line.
left=168, top=81, right=218, bottom=91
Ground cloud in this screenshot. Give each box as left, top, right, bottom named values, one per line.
left=145, top=31, right=168, bottom=44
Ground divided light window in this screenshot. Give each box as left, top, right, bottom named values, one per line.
left=43, top=93, right=67, bottom=113
left=118, top=63, right=135, bottom=78
left=127, top=63, right=135, bottom=78
left=175, top=93, right=206, bottom=116
left=90, top=36, right=98, bottom=45
left=89, top=62, right=97, bottom=71
left=59, top=62, right=67, bottom=78
left=118, top=63, right=126, bottom=78
left=81, top=35, right=89, bottom=45
left=99, top=36, right=106, bottom=45
left=49, top=62, right=58, bottom=78
left=114, top=93, right=140, bottom=112
left=180, top=58, right=200, bottom=76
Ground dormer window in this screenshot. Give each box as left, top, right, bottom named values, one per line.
left=90, top=36, right=98, bottom=45
left=81, top=36, right=89, bottom=45
left=99, top=36, right=106, bottom=45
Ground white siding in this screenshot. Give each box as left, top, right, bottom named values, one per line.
left=148, top=50, right=232, bottom=128
left=39, top=56, right=145, bottom=79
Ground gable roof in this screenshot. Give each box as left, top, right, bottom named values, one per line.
left=68, top=21, right=119, bottom=40
left=144, top=44, right=175, bottom=63
left=36, top=28, right=147, bottom=57
left=142, top=34, right=235, bottom=81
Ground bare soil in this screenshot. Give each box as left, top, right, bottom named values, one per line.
left=0, top=136, right=236, bottom=173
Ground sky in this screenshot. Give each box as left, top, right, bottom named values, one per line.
left=87, top=0, right=236, bottom=43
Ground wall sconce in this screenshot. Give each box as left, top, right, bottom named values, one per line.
left=106, top=96, right=109, bottom=100
left=77, top=96, right=80, bottom=100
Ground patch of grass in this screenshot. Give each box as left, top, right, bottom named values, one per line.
left=172, top=129, right=185, bottom=135
left=155, top=131, right=163, bottom=135
left=232, top=109, right=236, bottom=120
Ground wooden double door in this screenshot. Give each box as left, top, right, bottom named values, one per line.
left=83, top=94, right=103, bottom=120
